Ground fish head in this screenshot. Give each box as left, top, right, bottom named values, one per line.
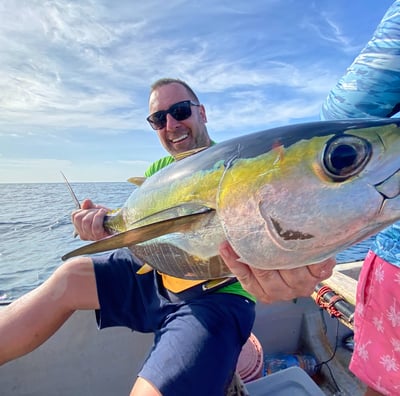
left=217, top=120, right=400, bottom=269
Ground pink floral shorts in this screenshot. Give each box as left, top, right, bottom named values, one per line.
left=349, top=251, right=400, bottom=395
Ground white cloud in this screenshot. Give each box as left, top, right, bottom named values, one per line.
left=0, top=0, right=394, bottom=181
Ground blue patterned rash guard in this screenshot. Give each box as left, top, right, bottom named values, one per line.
left=320, top=1, right=400, bottom=270
left=371, top=222, right=400, bottom=268
left=320, top=0, right=400, bottom=120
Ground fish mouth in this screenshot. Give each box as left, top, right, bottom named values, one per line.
left=375, top=169, right=400, bottom=200
left=375, top=168, right=400, bottom=216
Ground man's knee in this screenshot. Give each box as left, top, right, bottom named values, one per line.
left=51, top=257, right=99, bottom=310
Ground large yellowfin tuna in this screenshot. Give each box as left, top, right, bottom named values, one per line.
left=63, top=119, right=400, bottom=279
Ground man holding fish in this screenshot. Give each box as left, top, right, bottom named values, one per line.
left=0, top=78, right=336, bottom=395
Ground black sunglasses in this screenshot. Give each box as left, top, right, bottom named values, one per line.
left=146, top=100, right=200, bottom=130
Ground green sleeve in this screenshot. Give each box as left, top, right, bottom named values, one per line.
left=145, top=141, right=217, bottom=177
left=144, top=155, right=175, bottom=177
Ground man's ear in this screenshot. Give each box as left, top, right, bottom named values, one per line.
left=199, top=104, right=207, bottom=123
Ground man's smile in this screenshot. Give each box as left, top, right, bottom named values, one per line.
left=170, top=133, right=189, bottom=143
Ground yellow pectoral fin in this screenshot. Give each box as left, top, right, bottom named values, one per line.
left=61, top=209, right=215, bottom=261
left=130, top=203, right=215, bottom=228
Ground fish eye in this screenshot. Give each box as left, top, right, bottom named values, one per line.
left=322, top=135, right=371, bottom=181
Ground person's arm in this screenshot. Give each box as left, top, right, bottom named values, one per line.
left=71, top=199, right=110, bottom=241
left=219, top=240, right=335, bottom=304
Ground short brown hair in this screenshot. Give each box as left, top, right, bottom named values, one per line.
left=150, top=78, right=200, bottom=102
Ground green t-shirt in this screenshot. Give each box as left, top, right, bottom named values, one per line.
left=144, top=155, right=175, bottom=178
left=144, top=149, right=256, bottom=303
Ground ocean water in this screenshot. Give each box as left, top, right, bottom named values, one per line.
left=0, top=182, right=373, bottom=302
left=0, top=182, right=134, bottom=301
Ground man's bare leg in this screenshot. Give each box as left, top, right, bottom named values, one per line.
left=130, top=377, right=162, bottom=396
left=0, top=257, right=99, bottom=365
left=0, top=256, right=165, bottom=395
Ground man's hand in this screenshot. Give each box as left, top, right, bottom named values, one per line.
left=71, top=199, right=110, bottom=241
left=219, top=240, right=335, bottom=304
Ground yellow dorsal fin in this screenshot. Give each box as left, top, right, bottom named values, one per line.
left=174, top=146, right=208, bottom=161
left=127, top=177, right=146, bottom=186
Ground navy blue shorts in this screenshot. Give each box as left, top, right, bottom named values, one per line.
left=93, top=248, right=256, bottom=396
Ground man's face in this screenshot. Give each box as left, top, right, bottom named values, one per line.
left=148, top=83, right=210, bottom=156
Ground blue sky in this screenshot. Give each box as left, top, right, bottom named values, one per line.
left=0, top=0, right=395, bottom=183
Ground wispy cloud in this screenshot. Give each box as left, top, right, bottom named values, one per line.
left=0, top=0, right=393, bottom=182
